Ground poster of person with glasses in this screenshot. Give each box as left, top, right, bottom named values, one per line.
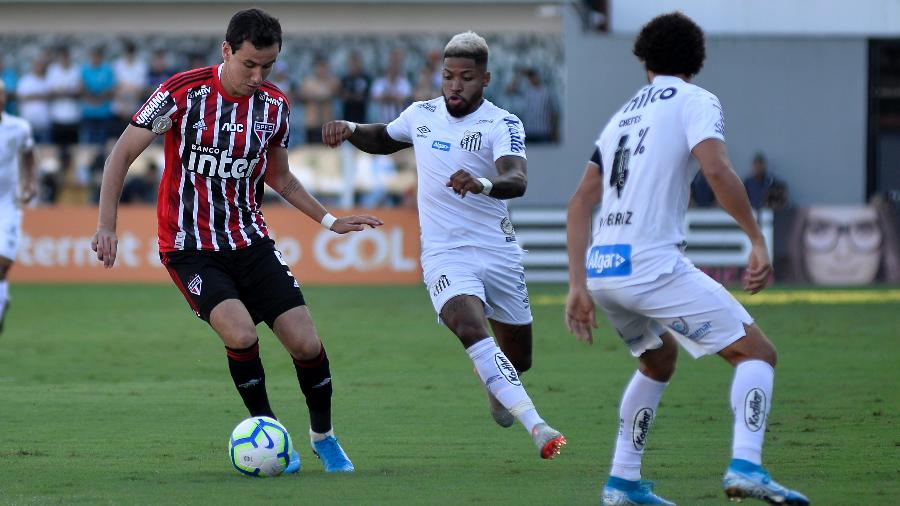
left=784, top=197, right=900, bottom=285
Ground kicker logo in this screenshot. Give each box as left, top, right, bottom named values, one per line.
left=183, top=144, right=259, bottom=179
left=221, top=122, right=244, bottom=133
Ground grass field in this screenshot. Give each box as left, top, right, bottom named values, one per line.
left=1, top=283, right=898, bottom=505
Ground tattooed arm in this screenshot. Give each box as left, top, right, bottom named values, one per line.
left=265, top=146, right=382, bottom=233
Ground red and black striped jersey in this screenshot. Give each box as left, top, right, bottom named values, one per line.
left=131, top=65, right=291, bottom=253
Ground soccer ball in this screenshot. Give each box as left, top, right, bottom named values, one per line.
left=229, top=416, right=293, bottom=477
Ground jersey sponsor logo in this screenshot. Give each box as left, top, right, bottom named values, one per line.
left=460, top=130, right=482, bottom=151
left=259, top=92, right=283, bottom=107
left=221, top=122, right=244, bottom=133
left=494, top=353, right=521, bottom=386
left=618, top=114, right=641, bottom=128
left=503, top=117, right=524, bottom=153
left=431, top=140, right=451, bottom=151
left=500, top=217, right=515, bottom=236
left=688, top=321, right=712, bottom=340
left=417, top=102, right=437, bottom=112
left=135, top=88, right=173, bottom=125
left=183, top=143, right=260, bottom=179
left=669, top=317, right=689, bottom=335
left=187, top=273, right=202, bottom=296
left=744, top=388, right=766, bottom=432
left=431, top=274, right=451, bottom=297
left=598, top=211, right=633, bottom=228
left=188, top=85, right=211, bottom=100
left=622, top=86, right=677, bottom=114
left=416, top=125, right=431, bottom=137
left=586, top=244, right=632, bottom=277
left=712, top=101, right=725, bottom=136
left=632, top=407, right=654, bottom=450
left=476, top=118, right=494, bottom=124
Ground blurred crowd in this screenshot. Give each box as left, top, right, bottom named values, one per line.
left=0, top=33, right=562, bottom=208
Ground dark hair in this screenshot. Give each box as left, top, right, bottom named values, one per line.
left=225, top=8, right=282, bottom=53
left=633, top=12, right=705, bottom=77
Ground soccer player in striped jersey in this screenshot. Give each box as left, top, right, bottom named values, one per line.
left=92, top=8, right=380, bottom=473
left=322, top=31, right=566, bottom=461
left=565, top=13, right=809, bottom=505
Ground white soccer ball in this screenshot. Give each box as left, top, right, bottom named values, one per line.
left=229, top=416, right=293, bottom=477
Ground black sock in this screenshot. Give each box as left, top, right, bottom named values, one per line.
left=293, top=345, right=333, bottom=434
left=226, top=340, right=276, bottom=419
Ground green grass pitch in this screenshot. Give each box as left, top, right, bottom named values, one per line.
left=1, top=283, right=897, bottom=505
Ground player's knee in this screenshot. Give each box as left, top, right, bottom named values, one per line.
left=452, top=321, right=490, bottom=346
left=228, top=330, right=259, bottom=350
left=288, top=337, right=323, bottom=361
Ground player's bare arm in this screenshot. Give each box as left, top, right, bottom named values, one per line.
left=265, top=146, right=383, bottom=234
left=19, top=148, right=37, bottom=205
left=446, top=155, right=527, bottom=199
left=693, top=138, right=771, bottom=294
left=321, top=120, right=411, bottom=154
left=91, top=125, right=157, bottom=268
left=565, top=161, right=603, bottom=344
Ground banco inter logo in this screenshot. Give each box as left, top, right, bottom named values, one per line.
left=183, top=144, right=259, bottom=179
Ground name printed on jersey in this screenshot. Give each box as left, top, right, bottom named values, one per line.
left=586, top=244, right=632, bottom=277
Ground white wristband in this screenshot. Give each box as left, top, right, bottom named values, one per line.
left=477, top=177, right=493, bottom=195
left=346, top=121, right=357, bottom=134
left=320, top=213, right=337, bottom=230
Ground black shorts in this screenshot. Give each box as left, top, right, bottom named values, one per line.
left=161, top=239, right=306, bottom=328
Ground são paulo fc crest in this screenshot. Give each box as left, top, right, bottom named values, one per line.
left=254, top=121, right=275, bottom=145
left=188, top=274, right=202, bottom=296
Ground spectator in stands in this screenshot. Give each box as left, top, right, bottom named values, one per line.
left=371, top=49, right=411, bottom=124
left=0, top=55, right=19, bottom=115
left=412, top=65, right=440, bottom=102
left=16, top=55, right=53, bottom=144
left=505, top=68, right=558, bottom=144
left=300, top=55, right=339, bottom=144
left=339, top=51, right=371, bottom=124
left=81, top=46, right=116, bottom=146
left=47, top=47, right=82, bottom=176
left=121, top=160, right=159, bottom=204
left=113, top=41, right=149, bottom=137
left=147, top=49, right=174, bottom=91
left=743, top=152, right=788, bottom=210
left=690, top=172, right=716, bottom=207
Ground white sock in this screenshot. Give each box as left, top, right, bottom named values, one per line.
left=0, top=281, right=7, bottom=316
left=310, top=427, right=334, bottom=444
left=610, top=370, right=668, bottom=481
left=466, top=337, right=544, bottom=433
left=730, top=360, right=774, bottom=465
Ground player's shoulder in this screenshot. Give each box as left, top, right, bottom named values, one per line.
left=1, top=113, right=31, bottom=132
left=680, top=81, right=721, bottom=106
left=410, top=97, right=443, bottom=115
left=162, top=66, right=215, bottom=94
left=259, top=82, right=292, bottom=109
left=478, top=100, right=522, bottom=129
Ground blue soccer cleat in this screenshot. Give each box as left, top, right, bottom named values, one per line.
left=723, top=459, right=809, bottom=505
left=312, top=435, right=355, bottom=472
left=601, top=476, right=676, bottom=505
left=283, top=449, right=301, bottom=474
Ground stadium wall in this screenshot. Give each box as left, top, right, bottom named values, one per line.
left=520, top=8, right=868, bottom=207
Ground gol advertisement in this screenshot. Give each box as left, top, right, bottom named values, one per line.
left=12, top=207, right=422, bottom=284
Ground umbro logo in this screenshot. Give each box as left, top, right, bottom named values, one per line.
left=192, top=119, right=207, bottom=131
left=417, top=125, right=430, bottom=134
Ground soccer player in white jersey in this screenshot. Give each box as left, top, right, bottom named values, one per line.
left=322, top=31, right=566, bottom=460
left=565, top=13, right=809, bottom=506
left=0, top=80, right=37, bottom=334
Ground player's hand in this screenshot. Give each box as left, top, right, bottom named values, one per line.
left=565, top=287, right=598, bottom=344
left=743, top=240, right=772, bottom=294
left=330, top=215, right=384, bottom=234
left=321, top=121, right=354, bottom=148
left=91, top=227, right=119, bottom=269
left=446, top=169, right=483, bottom=198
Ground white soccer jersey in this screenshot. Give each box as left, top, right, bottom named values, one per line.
left=0, top=112, right=35, bottom=206
left=387, top=98, right=527, bottom=257
left=587, top=75, right=725, bottom=289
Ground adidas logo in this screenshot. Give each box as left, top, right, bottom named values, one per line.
left=192, top=119, right=207, bottom=131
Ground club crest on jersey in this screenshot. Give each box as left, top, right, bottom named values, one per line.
left=460, top=130, right=482, bottom=151
left=188, top=274, right=202, bottom=296
left=254, top=121, right=275, bottom=144
left=586, top=244, right=632, bottom=277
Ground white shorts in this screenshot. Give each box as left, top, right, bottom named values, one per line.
left=0, top=206, right=21, bottom=261
left=421, top=246, right=533, bottom=325
left=589, top=257, right=753, bottom=358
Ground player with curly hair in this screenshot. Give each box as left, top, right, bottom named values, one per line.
left=565, top=12, right=809, bottom=505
